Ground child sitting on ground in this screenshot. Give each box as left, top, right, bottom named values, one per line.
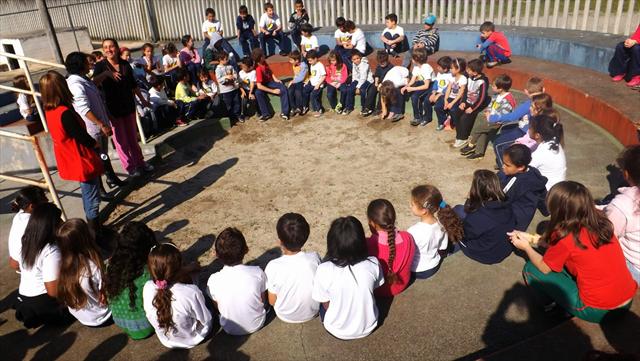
left=174, top=69, right=209, bottom=122
left=215, top=51, right=242, bottom=123
left=325, top=50, right=351, bottom=114
left=265, top=213, right=321, bottom=323
left=401, top=47, right=434, bottom=126
left=253, top=48, right=291, bottom=121
left=288, top=0, right=309, bottom=51
left=7, top=186, right=47, bottom=272
left=380, top=65, right=410, bottom=121
left=434, top=57, right=466, bottom=131
left=349, top=50, right=374, bottom=116
left=364, top=51, right=393, bottom=116
left=476, top=21, right=512, bottom=68
left=528, top=112, right=566, bottom=190
left=428, top=56, right=454, bottom=119
left=303, top=50, right=326, bottom=117
left=409, top=185, right=463, bottom=279
left=366, top=199, right=415, bottom=297
left=258, top=2, right=286, bottom=57
left=239, top=57, right=258, bottom=119
left=299, top=23, right=318, bottom=58
left=144, top=243, right=212, bottom=348
left=453, top=58, right=490, bottom=147
left=12, top=75, right=37, bottom=122
left=207, top=227, right=267, bottom=335
left=149, top=77, right=185, bottom=128
left=498, top=144, right=549, bottom=231
left=312, top=216, right=385, bottom=340
left=461, top=74, right=516, bottom=159
left=380, top=13, right=406, bottom=57
left=198, top=68, right=220, bottom=106
left=237, top=5, right=259, bottom=57
left=287, top=50, right=309, bottom=116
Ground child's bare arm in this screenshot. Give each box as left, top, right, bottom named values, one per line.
left=267, top=291, right=277, bottom=306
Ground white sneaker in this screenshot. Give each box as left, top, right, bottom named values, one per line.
left=453, top=139, right=468, bottom=148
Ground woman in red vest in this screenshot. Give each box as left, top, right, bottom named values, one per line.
left=39, top=71, right=103, bottom=231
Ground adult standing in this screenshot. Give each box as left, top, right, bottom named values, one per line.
left=93, top=38, right=154, bottom=178
left=65, top=52, right=127, bottom=199
left=402, top=15, right=440, bottom=68
left=39, top=71, right=103, bottom=229
left=608, top=24, right=640, bottom=87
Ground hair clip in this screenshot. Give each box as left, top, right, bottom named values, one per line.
left=439, top=200, right=447, bottom=209
left=149, top=242, right=180, bottom=254
left=154, top=279, right=168, bottom=289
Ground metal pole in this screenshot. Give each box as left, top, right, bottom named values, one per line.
left=143, top=0, right=159, bottom=42
left=18, top=59, right=49, bottom=133
left=31, top=135, right=67, bottom=221
left=65, top=6, right=80, bottom=52
left=36, top=0, right=64, bottom=64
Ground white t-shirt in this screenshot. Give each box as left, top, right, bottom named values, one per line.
left=300, top=34, right=319, bottom=51
left=207, top=264, right=267, bottom=335
left=334, top=29, right=352, bottom=44
left=239, top=69, right=256, bottom=91
left=68, top=260, right=111, bottom=326
left=259, top=13, right=281, bottom=31
left=382, top=25, right=405, bottom=37
left=350, top=29, right=367, bottom=53
left=382, top=66, right=410, bottom=88
left=412, top=63, right=434, bottom=83
left=162, top=54, right=179, bottom=70
left=408, top=221, right=448, bottom=272
left=17, top=94, right=32, bottom=119
left=8, top=210, right=30, bottom=263
left=434, top=72, right=454, bottom=94
left=311, top=257, right=385, bottom=340
left=530, top=142, right=567, bottom=190
left=143, top=282, right=212, bottom=349
left=19, top=243, right=61, bottom=297
left=202, top=19, right=222, bottom=36
left=309, top=62, right=327, bottom=86
left=265, top=251, right=321, bottom=323
left=448, top=75, right=468, bottom=99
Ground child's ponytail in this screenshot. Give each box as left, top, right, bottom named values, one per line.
left=367, top=199, right=398, bottom=285
left=148, top=243, right=182, bottom=335
left=411, top=185, right=464, bottom=244
left=530, top=112, right=563, bottom=151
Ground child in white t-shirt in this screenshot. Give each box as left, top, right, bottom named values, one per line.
left=380, top=13, right=405, bottom=57
left=528, top=113, right=566, bottom=190
left=265, top=213, right=320, bottom=323
left=435, top=57, right=467, bottom=131
left=401, top=48, right=434, bottom=126
left=258, top=3, right=285, bottom=56
left=7, top=186, right=47, bottom=272
left=429, top=56, right=454, bottom=108
left=299, top=23, right=318, bottom=58
left=239, top=57, right=258, bottom=118
left=312, top=216, right=385, bottom=340
left=379, top=66, right=409, bottom=121
left=12, top=75, right=37, bottom=121
left=207, top=228, right=267, bottom=335
left=202, top=8, right=223, bottom=50
left=143, top=243, right=212, bottom=349
left=409, top=185, right=463, bottom=279
left=56, top=219, right=111, bottom=326
left=303, top=50, right=326, bottom=116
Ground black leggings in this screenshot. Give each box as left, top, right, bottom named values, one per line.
left=456, top=109, right=482, bottom=141
left=15, top=293, right=72, bottom=328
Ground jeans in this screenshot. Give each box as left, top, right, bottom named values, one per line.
left=303, top=83, right=324, bottom=111
left=255, top=81, right=290, bottom=115
left=221, top=90, right=241, bottom=120
left=482, top=43, right=510, bottom=63
left=239, top=32, right=259, bottom=57
left=608, top=42, right=640, bottom=80
left=259, top=31, right=285, bottom=56
left=383, top=32, right=405, bottom=53
left=357, top=81, right=372, bottom=110
left=326, top=83, right=353, bottom=110
left=409, top=81, right=431, bottom=121
left=413, top=260, right=442, bottom=280
left=434, top=97, right=461, bottom=126
left=290, top=30, right=302, bottom=50
left=288, top=82, right=305, bottom=110
left=177, top=98, right=209, bottom=120
left=493, top=125, right=525, bottom=167
left=111, top=112, right=145, bottom=174
left=80, top=176, right=101, bottom=221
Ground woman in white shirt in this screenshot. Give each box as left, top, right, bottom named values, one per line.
left=56, top=219, right=111, bottom=326
left=15, top=203, right=71, bottom=328
left=8, top=186, right=48, bottom=271
left=143, top=243, right=212, bottom=349
left=528, top=113, right=566, bottom=190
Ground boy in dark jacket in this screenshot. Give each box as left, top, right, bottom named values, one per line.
left=498, top=144, right=549, bottom=231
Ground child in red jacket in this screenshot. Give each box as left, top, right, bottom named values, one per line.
left=476, top=21, right=511, bottom=68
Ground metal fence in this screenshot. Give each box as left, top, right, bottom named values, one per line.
left=1, top=0, right=639, bottom=41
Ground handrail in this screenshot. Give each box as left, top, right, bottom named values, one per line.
left=0, top=51, right=65, bottom=68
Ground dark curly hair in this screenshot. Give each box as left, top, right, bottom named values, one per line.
left=105, top=222, right=158, bottom=309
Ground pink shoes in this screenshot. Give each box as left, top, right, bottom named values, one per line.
left=611, top=74, right=625, bottom=82
left=626, top=76, right=640, bottom=87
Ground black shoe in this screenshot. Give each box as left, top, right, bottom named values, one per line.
left=278, top=51, right=288, bottom=56
left=106, top=177, right=128, bottom=189
left=390, top=114, right=404, bottom=122
left=280, top=113, right=290, bottom=120
left=460, top=144, right=476, bottom=156
left=410, top=119, right=421, bottom=126
left=466, top=153, right=484, bottom=160
left=501, top=58, right=512, bottom=65
left=100, top=189, right=114, bottom=201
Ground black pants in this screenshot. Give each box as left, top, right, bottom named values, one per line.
left=15, top=293, right=72, bottom=329
left=608, top=42, right=640, bottom=80
left=455, top=108, right=483, bottom=141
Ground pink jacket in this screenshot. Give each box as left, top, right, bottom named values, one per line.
left=179, top=47, right=201, bottom=65
left=605, top=186, right=640, bottom=272
left=325, top=63, right=348, bottom=88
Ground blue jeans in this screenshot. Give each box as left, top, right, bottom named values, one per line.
left=221, top=90, right=241, bottom=121
left=259, top=31, right=285, bottom=56
left=409, top=81, right=431, bottom=121
left=288, top=82, right=305, bottom=110
left=434, top=97, right=461, bottom=125
left=387, top=87, right=405, bottom=114
left=290, top=30, right=302, bottom=50
left=185, top=62, right=202, bottom=87
left=356, top=81, right=372, bottom=110
left=80, top=177, right=101, bottom=221
left=255, top=81, right=290, bottom=115
left=383, top=32, right=406, bottom=53
left=239, top=32, right=259, bottom=57
left=493, top=125, right=525, bottom=167
left=413, top=261, right=442, bottom=280
left=482, top=42, right=510, bottom=63
left=326, top=83, right=353, bottom=110
left=303, top=83, right=324, bottom=111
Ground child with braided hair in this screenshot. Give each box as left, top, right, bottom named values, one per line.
left=366, top=199, right=416, bottom=297
left=409, top=185, right=464, bottom=279
left=143, top=243, right=212, bottom=349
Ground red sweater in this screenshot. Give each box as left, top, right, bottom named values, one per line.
left=631, top=25, right=640, bottom=43
left=367, top=230, right=416, bottom=297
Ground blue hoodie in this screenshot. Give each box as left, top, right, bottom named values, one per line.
left=499, top=167, right=549, bottom=231
left=461, top=201, right=516, bottom=264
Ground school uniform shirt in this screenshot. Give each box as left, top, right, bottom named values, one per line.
left=215, top=65, right=239, bottom=93
left=162, top=54, right=179, bottom=72
left=334, top=29, right=352, bottom=45
left=382, top=25, right=405, bottom=38
left=408, top=221, right=449, bottom=272
left=239, top=69, right=256, bottom=91
left=17, top=93, right=32, bottom=119
left=350, top=28, right=367, bottom=54
left=382, top=66, right=410, bottom=88
left=236, top=15, right=256, bottom=35
left=309, top=62, right=327, bottom=87
left=300, top=35, right=319, bottom=52
left=8, top=210, right=30, bottom=264
left=464, top=74, right=490, bottom=111
left=461, top=201, right=516, bottom=264
left=149, top=87, right=171, bottom=110
left=202, top=19, right=222, bottom=37
left=311, top=257, right=385, bottom=340
left=543, top=228, right=637, bottom=309
left=412, top=63, right=434, bottom=83
left=489, top=92, right=516, bottom=116
left=68, top=260, right=111, bottom=326
left=207, top=264, right=267, bottom=335
left=499, top=167, right=549, bottom=231
left=433, top=72, right=454, bottom=94
left=19, top=243, right=61, bottom=297
left=374, top=63, right=393, bottom=83
left=143, top=282, right=212, bottom=348
left=366, top=230, right=416, bottom=297
left=530, top=141, right=567, bottom=190
left=605, top=187, right=640, bottom=274
left=255, top=63, right=274, bottom=84
left=259, top=13, right=281, bottom=32
left=265, top=251, right=321, bottom=323
left=291, top=62, right=309, bottom=84
left=447, top=75, right=467, bottom=100
left=352, top=57, right=374, bottom=88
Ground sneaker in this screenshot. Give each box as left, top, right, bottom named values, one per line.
left=238, top=116, right=246, bottom=123
left=419, top=120, right=429, bottom=127
left=259, top=114, right=271, bottom=122
left=460, top=144, right=476, bottom=155
left=435, top=124, right=445, bottom=131
left=175, top=119, right=188, bottom=127
left=301, top=107, right=309, bottom=115
left=626, top=76, right=640, bottom=87
left=280, top=113, right=290, bottom=120
left=362, top=109, right=374, bottom=117
left=466, top=153, right=484, bottom=160
left=453, top=139, right=468, bottom=148
left=372, top=109, right=382, bottom=116
left=143, top=163, right=155, bottom=172
left=360, top=109, right=369, bottom=116
left=500, top=58, right=512, bottom=65
left=486, top=61, right=499, bottom=68
left=410, top=119, right=421, bottom=126
left=129, top=170, right=143, bottom=178
left=390, top=114, right=404, bottom=122
left=335, top=103, right=343, bottom=113
left=291, top=108, right=300, bottom=117
left=611, top=74, right=626, bottom=82
left=342, top=109, right=353, bottom=116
